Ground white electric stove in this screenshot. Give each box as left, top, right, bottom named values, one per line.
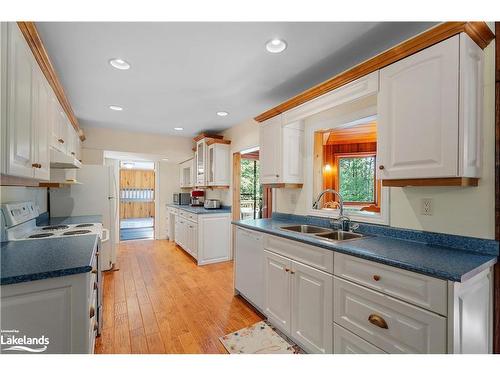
left=1, top=201, right=108, bottom=242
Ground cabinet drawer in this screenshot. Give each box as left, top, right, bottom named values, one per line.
left=264, top=235, right=333, bottom=274
left=334, top=277, right=447, bottom=353
left=334, top=253, right=447, bottom=315
left=334, top=323, right=385, bottom=354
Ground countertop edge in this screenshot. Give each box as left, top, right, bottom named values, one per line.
left=231, top=221, right=497, bottom=283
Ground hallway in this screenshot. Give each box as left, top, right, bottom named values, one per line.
left=95, top=240, right=263, bottom=354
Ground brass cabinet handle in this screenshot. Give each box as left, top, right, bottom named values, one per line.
left=378, top=165, right=385, bottom=170
left=373, top=275, right=381, bottom=281
left=71, top=152, right=75, bottom=156
left=32, top=163, right=37, bottom=168
left=91, top=269, right=97, bottom=274
left=290, top=270, right=295, bottom=275
left=368, top=314, right=388, bottom=329
left=58, top=138, right=65, bottom=144
left=93, top=282, right=98, bottom=290
left=89, top=306, right=95, bottom=319
left=284, top=268, right=290, bottom=272
left=275, top=174, right=279, bottom=178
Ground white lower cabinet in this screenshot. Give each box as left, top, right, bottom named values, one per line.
left=334, top=276, right=447, bottom=354
left=333, top=323, right=385, bottom=354
left=290, top=260, right=333, bottom=354
left=174, top=209, right=231, bottom=265
left=235, top=228, right=494, bottom=354
left=264, top=250, right=292, bottom=333
left=263, top=249, right=333, bottom=354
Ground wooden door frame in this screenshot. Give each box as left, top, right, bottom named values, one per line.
left=232, top=151, right=272, bottom=221
left=494, top=22, right=500, bottom=354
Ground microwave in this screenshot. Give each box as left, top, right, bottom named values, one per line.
left=173, top=192, right=191, bottom=205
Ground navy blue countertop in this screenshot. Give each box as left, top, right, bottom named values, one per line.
left=167, top=203, right=231, bottom=215
left=1, top=235, right=98, bottom=285
left=37, top=213, right=103, bottom=226
left=232, top=217, right=498, bottom=282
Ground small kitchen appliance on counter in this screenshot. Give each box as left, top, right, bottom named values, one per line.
left=204, top=199, right=221, bottom=209
left=173, top=192, right=191, bottom=205
left=191, top=190, right=205, bottom=206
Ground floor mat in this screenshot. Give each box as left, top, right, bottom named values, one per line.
left=219, top=321, right=304, bottom=354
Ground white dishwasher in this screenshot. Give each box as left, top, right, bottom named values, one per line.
left=235, top=227, right=264, bottom=311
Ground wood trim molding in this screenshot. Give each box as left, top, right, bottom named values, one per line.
left=262, top=183, right=303, bottom=189
left=206, top=138, right=231, bottom=146
left=255, top=22, right=494, bottom=123
left=232, top=153, right=241, bottom=221
left=0, top=174, right=43, bottom=187
left=493, top=21, right=500, bottom=355
left=16, top=22, right=85, bottom=141
left=382, top=178, right=479, bottom=188
left=193, top=133, right=224, bottom=142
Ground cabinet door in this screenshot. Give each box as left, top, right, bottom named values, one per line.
left=259, top=116, right=282, bottom=184
left=196, top=140, right=205, bottom=185
left=179, top=161, right=184, bottom=187
left=32, top=73, right=50, bottom=180
left=189, top=222, right=198, bottom=259
left=6, top=23, right=34, bottom=178
left=282, top=122, right=304, bottom=183
left=207, top=144, right=215, bottom=185
left=264, top=250, right=291, bottom=333
left=377, top=35, right=459, bottom=179
left=333, top=324, right=385, bottom=354
left=290, top=260, right=333, bottom=354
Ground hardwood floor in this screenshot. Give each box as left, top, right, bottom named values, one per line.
left=94, top=239, right=264, bottom=354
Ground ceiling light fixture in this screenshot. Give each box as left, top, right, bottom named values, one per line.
left=174, top=127, right=184, bottom=131
left=216, top=111, right=229, bottom=117
left=109, top=105, right=123, bottom=111
left=265, top=39, right=287, bottom=53
left=109, top=58, right=131, bottom=70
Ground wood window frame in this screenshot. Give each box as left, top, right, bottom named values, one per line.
left=333, top=152, right=378, bottom=206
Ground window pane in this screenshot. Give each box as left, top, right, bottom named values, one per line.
left=339, top=156, right=375, bottom=202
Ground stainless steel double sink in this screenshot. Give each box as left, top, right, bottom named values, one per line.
left=279, top=224, right=364, bottom=242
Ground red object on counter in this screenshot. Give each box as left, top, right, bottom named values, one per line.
left=191, top=190, right=204, bottom=197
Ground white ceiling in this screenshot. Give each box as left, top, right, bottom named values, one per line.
left=36, top=22, right=436, bottom=137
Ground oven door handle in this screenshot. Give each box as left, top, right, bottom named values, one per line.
left=101, top=228, right=110, bottom=243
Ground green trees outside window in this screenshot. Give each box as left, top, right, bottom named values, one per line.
left=338, top=156, right=375, bottom=203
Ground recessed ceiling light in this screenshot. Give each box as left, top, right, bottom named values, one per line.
left=174, top=127, right=184, bottom=131
left=266, top=39, right=287, bottom=53
left=109, top=58, right=131, bottom=70
left=109, top=105, right=123, bottom=111
left=216, top=111, right=229, bottom=117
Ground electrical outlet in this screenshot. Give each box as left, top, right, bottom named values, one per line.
left=421, top=198, right=433, bottom=216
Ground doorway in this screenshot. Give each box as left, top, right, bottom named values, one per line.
left=119, top=160, right=155, bottom=241
left=232, top=148, right=272, bottom=221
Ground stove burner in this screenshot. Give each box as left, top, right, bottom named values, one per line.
left=75, top=223, right=94, bottom=228
left=29, top=233, right=55, bottom=238
left=63, top=230, right=92, bottom=236
left=42, top=225, right=69, bottom=231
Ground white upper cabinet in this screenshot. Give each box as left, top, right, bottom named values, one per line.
left=377, top=34, right=483, bottom=180
left=195, top=139, right=206, bottom=186
left=31, top=72, right=50, bottom=180
left=260, top=115, right=304, bottom=185
left=5, top=22, right=35, bottom=178
left=207, top=142, right=230, bottom=186
left=179, top=158, right=194, bottom=188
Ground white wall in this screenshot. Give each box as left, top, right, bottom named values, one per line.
left=157, top=161, right=180, bottom=239
left=80, top=125, right=194, bottom=164
left=0, top=186, right=47, bottom=212
left=273, top=40, right=496, bottom=239
left=205, top=118, right=260, bottom=206
left=80, top=125, right=191, bottom=239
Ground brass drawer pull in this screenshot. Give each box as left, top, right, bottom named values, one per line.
left=290, top=270, right=295, bottom=275
left=58, top=138, right=65, bottom=144
left=71, top=152, right=75, bottom=156
left=373, top=275, right=381, bottom=281
left=368, top=314, right=388, bottom=329
left=89, top=306, right=95, bottom=319
left=91, top=269, right=97, bottom=274
left=284, top=268, right=290, bottom=272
